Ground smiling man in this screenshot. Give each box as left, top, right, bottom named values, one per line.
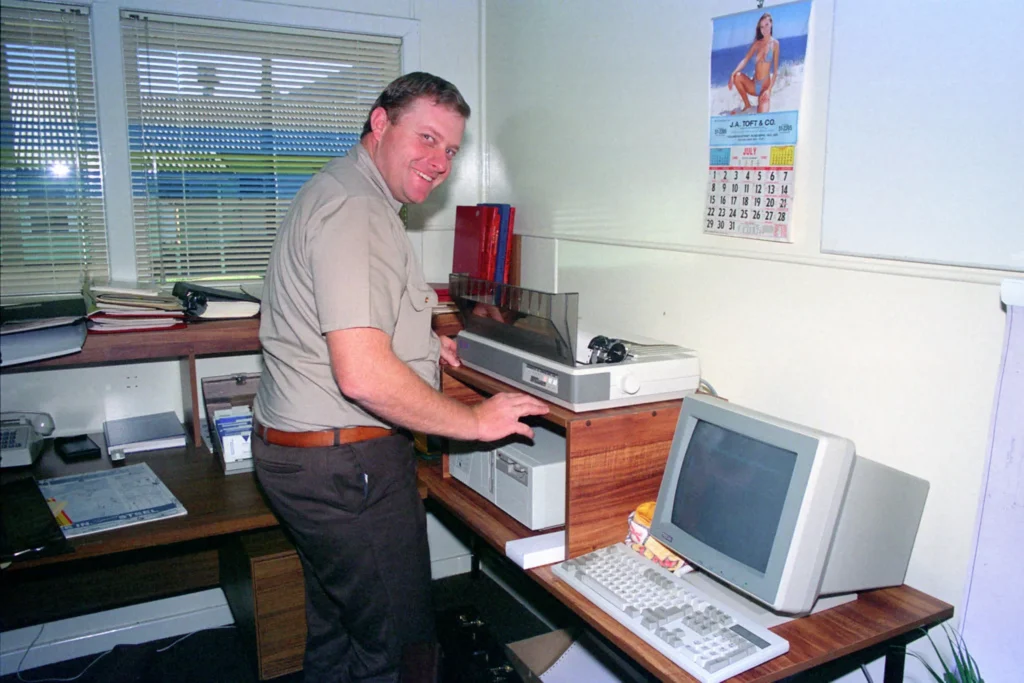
left=253, top=73, right=548, bottom=683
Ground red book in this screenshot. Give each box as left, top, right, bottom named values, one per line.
left=452, top=205, right=501, bottom=279
left=482, top=210, right=501, bottom=281
left=428, top=283, right=451, bottom=302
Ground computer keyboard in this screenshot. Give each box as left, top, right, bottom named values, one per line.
left=552, top=542, right=789, bottom=683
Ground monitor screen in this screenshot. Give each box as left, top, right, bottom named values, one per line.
left=669, top=419, right=797, bottom=575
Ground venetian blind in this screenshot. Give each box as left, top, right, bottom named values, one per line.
left=0, top=2, right=107, bottom=298
left=120, top=12, right=402, bottom=283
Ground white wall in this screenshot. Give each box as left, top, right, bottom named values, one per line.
left=482, top=0, right=1010, bottom=661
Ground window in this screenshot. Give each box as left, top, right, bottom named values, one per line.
left=1, top=2, right=412, bottom=299
left=120, top=12, right=401, bottom=283
left=0, top=2, right=106, bottom=298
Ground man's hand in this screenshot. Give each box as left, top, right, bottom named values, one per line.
left=472, top=392, right=550, bottom=441
left=328, top=327, right=547, bottom=441
left=439, top=335, right=461, bottom=367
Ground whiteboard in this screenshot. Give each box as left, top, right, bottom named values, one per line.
left=960, top=303, right=1024, bottom=679
left=820, top=0, right=1024, bottom=272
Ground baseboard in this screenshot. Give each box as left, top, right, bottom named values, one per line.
left=0, top=588, right=234, bottom=676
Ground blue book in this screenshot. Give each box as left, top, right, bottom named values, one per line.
left=478, top=203, right=511, bottom=284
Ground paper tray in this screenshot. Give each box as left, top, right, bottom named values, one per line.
left=449, top=275, right=579, bottom=367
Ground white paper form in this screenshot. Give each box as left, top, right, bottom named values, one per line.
left=38, top=463, right=186, bottom=538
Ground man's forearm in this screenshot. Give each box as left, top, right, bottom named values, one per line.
left=348, top=354, right=479, bottom=440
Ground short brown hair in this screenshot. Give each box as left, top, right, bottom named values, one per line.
left=360, top=72, right=470, bottom=137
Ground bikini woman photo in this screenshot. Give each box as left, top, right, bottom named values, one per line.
left=728, top=13, right=779, bottom=114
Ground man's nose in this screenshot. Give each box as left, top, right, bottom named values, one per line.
left=429, top=150, right=448, bottom=173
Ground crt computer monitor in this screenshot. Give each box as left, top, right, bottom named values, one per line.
left=649, top=395, right=929, bottom=616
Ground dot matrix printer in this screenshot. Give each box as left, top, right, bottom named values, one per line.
left=449, top=275, right=701, bottom=412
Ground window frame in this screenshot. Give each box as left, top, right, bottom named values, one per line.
left=3, top=0, right=419, bottom=289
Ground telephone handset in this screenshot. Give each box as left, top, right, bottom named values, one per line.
left=0, top=412, right=55, bottom=469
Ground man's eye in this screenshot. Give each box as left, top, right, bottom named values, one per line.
left=446, top=149, right=457, bottom=159
left=422, top=134, right=434, bottom=143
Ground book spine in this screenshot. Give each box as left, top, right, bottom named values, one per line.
left=503, top=207, right=516, bottom=285
left=482, top=207, right=501, bottom=281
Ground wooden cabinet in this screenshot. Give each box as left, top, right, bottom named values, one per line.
left=437, top=365, right=682, bottom=560
left=221, top=529, right=307, bottom=680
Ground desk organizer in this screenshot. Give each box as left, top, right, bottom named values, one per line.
left=201, top=372, right=259, bottom=473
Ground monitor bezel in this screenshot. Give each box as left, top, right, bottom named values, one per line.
left=650, top=395, right=852, bottom=612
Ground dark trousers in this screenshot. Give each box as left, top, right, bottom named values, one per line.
left=253, top=432, right=435, bottom=683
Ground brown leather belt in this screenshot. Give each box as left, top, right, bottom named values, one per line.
left=255, top=420, right=395, bottom=448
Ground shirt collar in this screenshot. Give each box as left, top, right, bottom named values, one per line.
left=353, top=142, right=402, bottom=214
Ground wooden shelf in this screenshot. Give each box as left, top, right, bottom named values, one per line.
left=1, top=318, right=262, bottom=372
left=441, top=365, right=682, bottom=559
left=418, top=459, right=553, bottom=553
left=4, top=313, right=462, bottom=373
left=3, top=314, right=458, bottom=445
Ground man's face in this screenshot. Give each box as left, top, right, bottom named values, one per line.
left=370, top=97, right=465, bottom=204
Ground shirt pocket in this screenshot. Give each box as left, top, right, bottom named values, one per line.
left=407, top=273, right=437, bottom=313
left=392, top=271, right=440, bottom=369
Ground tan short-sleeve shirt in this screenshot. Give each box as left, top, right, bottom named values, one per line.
left=254, top=143, right=439, bottom=431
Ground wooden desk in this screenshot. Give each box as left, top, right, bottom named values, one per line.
left=1, top=439, right=278, bottom=628
left=1, top=439, right=310, bottom=679
left=3, top=443, right=277, bottom=571
left=2, top=318, right=954, bottom=681
left=426, top=366, right=954, bottom=683
left=0, top=317, right=451, bottom=675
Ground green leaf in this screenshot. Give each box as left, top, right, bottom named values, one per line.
left=909, top=625, right=984, bottom=683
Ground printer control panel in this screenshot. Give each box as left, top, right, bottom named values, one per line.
left=522, top=363, right=559, bottom=394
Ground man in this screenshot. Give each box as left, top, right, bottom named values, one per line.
left=252, top=72, right=549, bottom=683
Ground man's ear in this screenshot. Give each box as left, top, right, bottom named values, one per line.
left=369, top=107, right=389, bottom=138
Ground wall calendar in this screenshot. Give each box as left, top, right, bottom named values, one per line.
left=706, top=145, right=795, bottom=240
left=706, top=1, right=812, bottom=242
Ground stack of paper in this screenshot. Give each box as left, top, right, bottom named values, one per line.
left=84, top=279, right=186, bottom=334
left=87, top=310, right=186, bottom=333
left=505, top=531, right=566, bottom=569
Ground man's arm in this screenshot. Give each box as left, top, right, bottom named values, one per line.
left=327, top=327, right=548, bottom=441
